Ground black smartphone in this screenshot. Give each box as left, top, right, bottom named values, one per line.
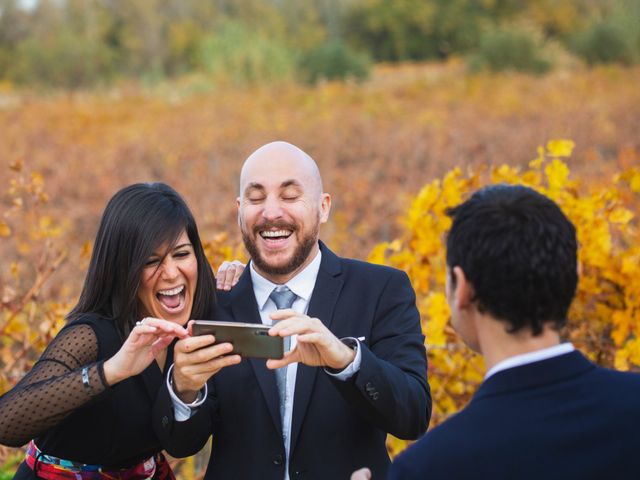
left=191, top=320, right=284, bottom=359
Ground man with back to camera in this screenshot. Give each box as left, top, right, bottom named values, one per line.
left=380, top=184, right=640, bottom=479
left=152, top=141, right=432, bottom=479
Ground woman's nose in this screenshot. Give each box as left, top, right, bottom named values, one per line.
left=160, top=259, right=179, bottom=280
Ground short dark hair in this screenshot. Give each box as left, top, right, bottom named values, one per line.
left=68, top=183, right=216, bottom=335
left=446, top=184, right=577, bottom=335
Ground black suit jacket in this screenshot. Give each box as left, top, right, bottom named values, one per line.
left=153, top=243, right=431, bottom=479
left=389, top=350, right=640, bottom=479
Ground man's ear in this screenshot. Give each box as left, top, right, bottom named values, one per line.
left=452, top=266, right=474, bottom=310
left=319, top=193, right=331, bottom=224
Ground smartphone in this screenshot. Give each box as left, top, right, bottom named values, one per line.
left=191, top=320, right=284, bottom=359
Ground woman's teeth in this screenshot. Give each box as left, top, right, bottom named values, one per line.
left=158, top=285, right=184, bottom=296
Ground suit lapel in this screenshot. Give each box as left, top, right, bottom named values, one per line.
left=290, top=243, right=344, bottom=451
left=227, top=269, right=283, bottom=436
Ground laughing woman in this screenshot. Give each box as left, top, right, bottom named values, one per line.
left=0, top=183, right=217, bottom=479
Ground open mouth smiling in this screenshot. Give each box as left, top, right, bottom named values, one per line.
left=156, top=285, right=186, bottom=312
left=260, top=229, right=293, bottom=240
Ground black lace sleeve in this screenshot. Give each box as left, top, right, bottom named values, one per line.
left=0, top=323, right=110, bottom=447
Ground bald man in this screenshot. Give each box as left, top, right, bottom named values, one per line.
left=153, top=142, right=431, bottom=480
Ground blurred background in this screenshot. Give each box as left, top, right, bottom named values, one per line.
left=0, top=0, right=639, bottom=477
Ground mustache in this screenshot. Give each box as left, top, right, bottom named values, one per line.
left=253, top=221, right=298, bottom=234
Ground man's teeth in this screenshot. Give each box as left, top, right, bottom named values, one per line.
left=261, top=230, right=291, bottom=238
left=158, top=285, right=184, bottom=296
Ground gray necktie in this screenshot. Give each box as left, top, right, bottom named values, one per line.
left=269, top=286, right=297, bottom=426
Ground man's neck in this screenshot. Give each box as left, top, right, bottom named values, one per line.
left=476, top=316, right=562, bottom=372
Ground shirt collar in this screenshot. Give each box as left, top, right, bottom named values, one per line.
left=249, top=249, right=322, bottom=311
left=484, top=342, right=575, bottom=380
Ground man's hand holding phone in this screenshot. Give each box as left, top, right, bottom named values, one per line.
left=266, top=309, right=356, bottom=371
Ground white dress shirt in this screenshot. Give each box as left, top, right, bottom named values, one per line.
left=169, top=248, right=362, bottom=480
left=249, top=250, right=361, bottom=480
left=484, top=343, right=575, bottom=380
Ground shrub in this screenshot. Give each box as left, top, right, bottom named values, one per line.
left=468, top=25, right=553, bottom=74
left=370, top=140, right=640, bottom=456
left=197, top=21, right=297, bottom=86
left=9, top=31, right=116, bottom=89
left=298, top=40, right=371, bottom=84
left=570, top=18, right=639, bottom=65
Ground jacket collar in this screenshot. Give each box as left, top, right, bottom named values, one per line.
left=473, top=350, right=595, bottom=402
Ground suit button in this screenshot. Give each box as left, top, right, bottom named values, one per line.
left=373, top=392, right=380, bottom=400
left=365, top=382, right=372, bottom=389
left=273, top=455, right=283, bottom=466
left=161, top=416, right=169, bottom=428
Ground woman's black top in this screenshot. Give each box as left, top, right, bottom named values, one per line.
left=0, top=314, right=173, bottom=468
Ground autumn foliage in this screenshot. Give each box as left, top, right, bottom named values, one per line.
left=1, top=63, right=639, bottom=474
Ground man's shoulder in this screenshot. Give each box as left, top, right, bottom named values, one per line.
left=590, top=364, right=640, bottom=397
left=333, top=254, right=408, bottom=280
left=392, top=413, right=474, bottom=477
left=594, top=364, right=640, bottom=381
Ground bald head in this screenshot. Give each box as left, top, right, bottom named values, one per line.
left=236, top=141, right=331, bottom=283
left=240, top=141, right=324, bottom=199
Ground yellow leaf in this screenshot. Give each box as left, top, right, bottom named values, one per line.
left=546, top=139, right=575, bottom=158
left=611, top=310, right=631, bottom=346
left=630, top=172, right=640, bottom=193
left=80, top=240, right=93, bottom=260
left=388, top=239, right=403, bottom=251
left=39, top=216, right=53, bottom=229
left=545, top=159, right=570, bottom=191
left=18, top=241, right=31, bottom=254
left=621, top=254, right=640, bottom=276
left=529, top=145, right=545, bottom=168
left=368, top=243, right=389, bottom=266
left=609, top=207, right=634, bottom=225
left=424, top=293, right=450, bottom=347
left=0, top=221, right=11, bottom=237
left=614, top=349, right=629, bottom=371
left=491, top=164, right=520, bottom=184
left=31, top=171, right=44, bottom=186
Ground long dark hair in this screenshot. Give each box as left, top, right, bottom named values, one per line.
left=68, top=183, right=216, bottom=336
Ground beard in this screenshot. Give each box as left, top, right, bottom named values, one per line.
left=241, top=219, right=319, bottom=277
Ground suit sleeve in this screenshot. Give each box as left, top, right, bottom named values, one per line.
left=152, top=374, right=219, bottom=458
left=327, top=269, right=431, bottom=439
